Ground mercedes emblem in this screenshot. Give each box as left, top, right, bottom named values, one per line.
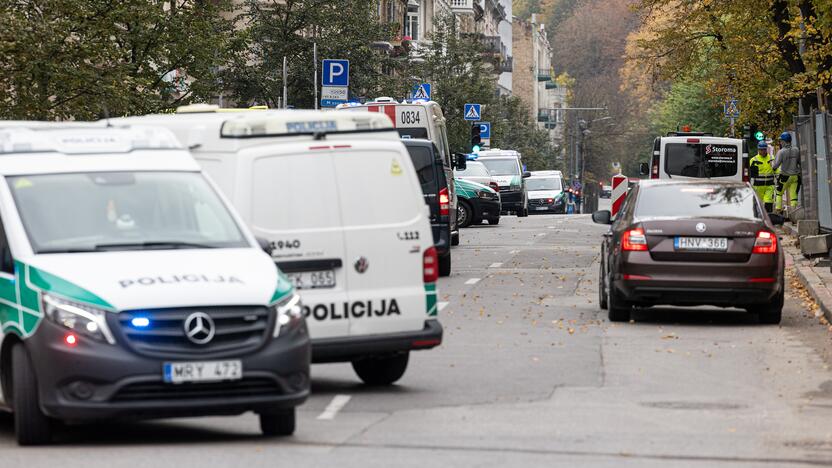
left=184, top=312, right=215, bottom=345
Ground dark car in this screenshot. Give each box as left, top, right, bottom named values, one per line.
left=403, top=139, right=454, bottom=276
left=455, top=178, right=501, bottom=227
left=593, top=180, right=785, bottom=324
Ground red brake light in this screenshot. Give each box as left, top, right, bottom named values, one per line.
left=651, top=154, right=660, bottom=179
left=489, top=181, right=499, bottom=191
left=423, top=246, right=438, bottom=283
left=687, top=138, right=700, bottom=143
left=622, top=228, right=648, bottom=251
left=64, top=333, right=77, bottom=347
left=439, top=187, right=450, bottom=216
left=752, top=230, right=777, bottom=254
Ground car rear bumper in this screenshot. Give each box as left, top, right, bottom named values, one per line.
left=613, top=252, right=782, bottom=307
left=311, top=319, right=443, bottom=363
left=27, top=319, right=310, bottom=421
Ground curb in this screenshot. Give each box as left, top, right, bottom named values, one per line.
left=781, top=224, right=832, bottom=324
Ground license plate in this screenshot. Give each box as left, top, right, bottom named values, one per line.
left=164, top=360, right=242, bottom=384
left=674, top=237, right=728, bottom=251
left=286, top=270, right=335, bottom=290
left=535, top=206, right=549, bottom=211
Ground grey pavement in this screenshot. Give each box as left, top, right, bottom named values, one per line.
left=3, top=214, right=832, bottom=467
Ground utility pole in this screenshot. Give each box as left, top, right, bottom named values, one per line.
left=313, top=43, right=318, bottom=110
left=282, top=56, right=288, bottom=109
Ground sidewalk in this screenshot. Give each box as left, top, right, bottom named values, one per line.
left=781, top=223, right=832, bottom=325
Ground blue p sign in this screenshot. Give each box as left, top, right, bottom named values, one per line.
left=322, top=59, right=350, bottom=87
left=479, top=122, right=491, bottom=139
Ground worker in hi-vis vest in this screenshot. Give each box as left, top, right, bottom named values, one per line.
left=772, top=131, right=801, bottom=211
left=749, top=140, right=776, bottom=212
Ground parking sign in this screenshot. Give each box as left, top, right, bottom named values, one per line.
left=479, top=122, right=491, bottom=139
left=322, top=59, right=349, bottom=87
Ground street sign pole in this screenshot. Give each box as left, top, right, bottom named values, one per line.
left=313, top=43, right=318, bottom=110
left=730, top=116, right=735, bottom=138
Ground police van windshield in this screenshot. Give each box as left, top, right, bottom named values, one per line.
left=8, top=172, right=248, bottom=253
left=665, top=143, right=739, bottom=178
left=454, top=161, right=490, bottom=177
left=526, top=177, right=562, bottom=191
left=480, top=158, right=520, bottom=176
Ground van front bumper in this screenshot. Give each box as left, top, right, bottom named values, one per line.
left=27, top=319, right=310, bottom=421
left=311, top=319, right=443, bottom=363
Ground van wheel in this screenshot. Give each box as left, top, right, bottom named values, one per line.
left=352, top=353, right=409, bottom=386
left=607, top=274, right=630, bottom=322
left=598, top=263, right=608, bottom=310
left=439, top=252, right=452, bottom=277
left=457, top=201, right=473, bottom=228
left=12, top=344, right=53, bottom=446
left=259, top=408, right=296, bottom=436
left=487, top=217, right=500, bottom=225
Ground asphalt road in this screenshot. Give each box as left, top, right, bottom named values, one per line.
left=3, top=214, right=832, bottom=467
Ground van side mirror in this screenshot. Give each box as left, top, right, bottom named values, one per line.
left=639, top=162, right=649, bottom=176
left=256, top=237, right=274, bottom=255
left=452, top=153, right=467, bottom=171
left=522, top=171, right=532, bottom=178
left=768, top=213, right=785, bottom=226
left=592, top=210, right=612, bottom=225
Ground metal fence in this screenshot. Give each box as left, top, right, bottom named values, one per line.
left=794, top=111, right=832, bottom=230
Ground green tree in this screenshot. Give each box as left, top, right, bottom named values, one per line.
left=225, top=0, right=408, bottom=108
left=649, top=79, right=725, bottom=136
left=491, top=96, right=560, bottom=171
left=0, top=1, right=235, bottom=120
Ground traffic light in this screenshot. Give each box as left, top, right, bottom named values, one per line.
left=470, top=123, right=482, bottom=153
left=754, top=130, right=765, bottom=141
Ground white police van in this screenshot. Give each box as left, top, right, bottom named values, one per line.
left=640, top=132, right=749, bottom=182
left=0, top=122, right=309, bottom=445
left=117, top=108, right=442, bottom=386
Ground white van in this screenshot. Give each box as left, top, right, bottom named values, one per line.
left=0, top=123, right=309, bottom=445
left=336, top=98, right=464, bottom=245
left=474, top=149, right=531, bottom=216
left=641, top=132, right=749, bottom=181
left=116, top=109, right=442, bottom=385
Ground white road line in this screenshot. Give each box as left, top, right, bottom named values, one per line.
left=465, top=278, right=481, bottom=285
left=489, top=262, right=503, bottom=268
left=509, top=250, right=519, bottom=254
left=438, top=301, right=449, bottom=311
left=317, top=394, right=352, bottom=420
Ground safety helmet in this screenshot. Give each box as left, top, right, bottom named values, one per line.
left=779, top=132, right=792, bottom=142
left=757, top=141, right=768, bottom=149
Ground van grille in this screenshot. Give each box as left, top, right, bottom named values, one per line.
left=112, top=378, right=280, bottom=402
left=115, top=306, right=272, bottom=358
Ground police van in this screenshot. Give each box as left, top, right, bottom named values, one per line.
left=336, top=98, right=465, bottom=245
left=474, top=149, right=531, bottom=216
left=0, top=123, right=309, bottom=445
left=640, top=132, right=749, bottom=182
left=116, top=109, right=443, bottom=386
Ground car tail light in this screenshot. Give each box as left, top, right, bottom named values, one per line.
left=622, top=228, right=648, bottom=251
left=439, top=187, right=450, bottom=216
left=742, top=157, right=750, bottom=182
left=623, top=274, right=651, bottom=280
left=650, top=154, right=659, bottom=179
left=423, top=246, right=438, bottom=283
left=752, top=230, right=777, bottom=254
left=489, top=181, right=499, bottom=191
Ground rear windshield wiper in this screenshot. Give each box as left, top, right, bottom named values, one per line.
left=92, top=241, right=218, bottom=251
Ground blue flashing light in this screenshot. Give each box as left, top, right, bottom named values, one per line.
left=131, top=317, right=150, bottom=328
left=465, top=153, right=479, bottom=160
left=472, top=145, right=481, bottom=154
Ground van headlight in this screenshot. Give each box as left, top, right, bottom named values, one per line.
left=272, top=293, right=304, bottom=337
left=476, top=189, right=494, bottom=199
left=43, top=294, right=115, bottom=344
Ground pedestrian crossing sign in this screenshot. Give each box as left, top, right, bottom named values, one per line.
left=464, top=103, right=481, bottom=121
left=411, top=83, right=431, bottom=100
left=724, top=99, right=740, bottom=118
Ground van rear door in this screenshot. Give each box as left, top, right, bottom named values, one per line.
left=235, top=143, right=350, bottom=340
left=332, top=142, right=430, bottom=337
left=661, top=137, right=742, bottom=181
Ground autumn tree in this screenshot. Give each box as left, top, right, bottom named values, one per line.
left=0, top=1, right=235, bottom=120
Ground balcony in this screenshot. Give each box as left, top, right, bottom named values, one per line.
left=481, top=36, right=502, bottom=55
left=500, top=56, right=513, bottom=73
left=450, top=0, right=474, bottom=14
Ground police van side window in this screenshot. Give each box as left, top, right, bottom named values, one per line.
left=0, top=214, right=14, bottom=275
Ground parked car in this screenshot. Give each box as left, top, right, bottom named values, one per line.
left=600, top=185, right=612, bottom=199
left=403, top=139, right=454, bottom=277
left=455, top=178, right=501, bottom=227
left=639, top=131, right=749, bottom=182
left=593, top=180, right=785, bottom=324
left=475, top=149, right=530, bottom=217
left=526, top=173, right=566, bottom=214
left=454, top=160, right=499, bottom=192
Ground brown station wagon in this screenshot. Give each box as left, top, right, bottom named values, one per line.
left=593, top=180, right=785, bottom=324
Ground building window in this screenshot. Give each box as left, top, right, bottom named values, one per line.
left=405, top=2, right=420, bottom=40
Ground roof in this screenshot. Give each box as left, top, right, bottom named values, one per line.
left=636, top=179, right=749, bottom=189
left=0, top=123, right=198, bottom=176
left=476, top=149, right=521, bottom=158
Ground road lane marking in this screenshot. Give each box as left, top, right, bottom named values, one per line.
left=465, top=278, right=481, bottom=285
left=438, top=301, right=449, bottom=311
left=489, top=262, right=503, bottom=268
left=509, top=250, right=519, bottom=254
left=317, top=395, right=352, bottom=420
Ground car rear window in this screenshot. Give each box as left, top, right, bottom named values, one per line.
left=664, top=143, right=739, bottom=178
left=405, top=145, right=437, bottom=194
left=635, top=185, right=760, bottom=219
